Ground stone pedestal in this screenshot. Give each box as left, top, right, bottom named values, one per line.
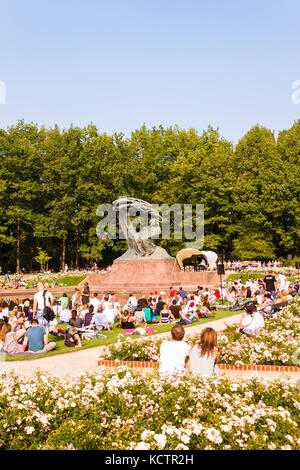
left=83, top=258, right=220, bottom=293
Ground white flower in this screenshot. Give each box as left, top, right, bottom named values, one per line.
left=154, top=433, right=167, bottom=449
left=205, top=427, right=223, bottom=445
left=220, top=425, right=231, bottom=433
left=175, top=444, right=189, bottom=450
left=181, top=434, right=190, bottom=444
left=141, top=430, right=153, bottom=441
left=135, top=442, right=150, bottom=450
left=25, top=426, right=35, bottom=435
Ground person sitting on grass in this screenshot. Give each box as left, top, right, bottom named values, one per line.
left=69, top=309, right=83, bottom=329
left=259, top=292, right=275, bottom=317
left=84, top=305, right=95, bottom=327
left=186, top=327, right=221, bottom=377
left=102, top=302, right=117, bottom=328
left=119, top=309, right=136, bottom=329
left=154, top=296, right=165, bottom=318
left=169, top=298, right=181, bottom=320
left=133, top=305, right=147, bottom=326
left=23, top=319, right=56, bottom=354
left=8, top=306, right=19, bottom=329
left=199, top=297, right=215, bottom=317
left=160, top=304, right=175, bottom=324
left=239, top=303, right=265, bottom=335
left=60, top=305, right=72, bottom=323
left=126, top=293, right=138, bottom=309
left=142, top=301, right=155, bottom=324
left=159, top=324, right=190, bottom=378
left=3, top=325, right=27, bottom=354
left=180, top=302, right=200, bottom=324
left=0, top=320, right=12, bottom=351
left=89, top=306, right=112, bottom=331
left=12, top=314, right=26, bottom=332
left=58, top=293, right=69, bottom=308
left=64, top=327, right=81, bottom=348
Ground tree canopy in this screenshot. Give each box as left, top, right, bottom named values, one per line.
left=0, top=120, right=299, bottom=272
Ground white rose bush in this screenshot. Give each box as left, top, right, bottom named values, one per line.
left=101, top=298, right=300, bottom=366
left=0, top=369, right=299, bottom=450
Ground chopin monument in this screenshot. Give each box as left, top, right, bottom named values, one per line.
left=112, top=197, right=173, bottom=260
left=84, top=197, right=219, bottom=292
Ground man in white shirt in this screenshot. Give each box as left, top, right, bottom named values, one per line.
left=277, top=274, right=287, bottom=292
left=102, top=295, right=112, bottom=311
left=240, top=304, right=265, bottom=334
left=127, top=294, right=138, bottom=309
left=33, top=283, right=54, bottom=327
left=102, top=305, right=116, bottom=326
left=90, top=310, right=111, bottom=331
left=89, top=293, right=102, bottom=312
left=60, top=306, right=71, bottom=323
left=159, top=325, right=190, bottom=377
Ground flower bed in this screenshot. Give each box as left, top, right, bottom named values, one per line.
left=0, top=370, right=299, bottom=450
left=100, top=299, right=300, bottom=367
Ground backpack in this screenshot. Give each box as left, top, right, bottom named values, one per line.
left=42, top=291, right=55, bottom=322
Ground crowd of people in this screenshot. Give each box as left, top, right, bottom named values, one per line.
left=0, top=271, right=298, bottom=363
left=225, top=259, right=285, bottom=272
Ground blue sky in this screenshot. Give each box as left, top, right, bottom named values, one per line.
left=0, top=0, right=300, bottom=143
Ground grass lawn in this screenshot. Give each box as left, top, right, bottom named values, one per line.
left=226, top=272, right=297, bottom=284
left=0, top=309, right=242, bottom=362
left=25, top=275, right=87, bottom=288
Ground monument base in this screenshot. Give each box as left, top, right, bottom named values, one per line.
left=83, top=258, right=221, bottom=293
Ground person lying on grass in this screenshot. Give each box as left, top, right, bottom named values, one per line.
left=64, top=327, right=81, bottom=348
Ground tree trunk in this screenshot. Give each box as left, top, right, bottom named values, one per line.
left=61, top=236, right=66, bottom=272
left=75, top=238, right=79, bottom=266
left=29, top=244, right=33, bottom=272
left=16, top=220, right=20, bottom=274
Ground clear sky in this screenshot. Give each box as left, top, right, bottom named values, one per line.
left=1, top=0, right=300, bottom=143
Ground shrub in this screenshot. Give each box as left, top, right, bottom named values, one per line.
left=0, top=370, right=299, bottom=450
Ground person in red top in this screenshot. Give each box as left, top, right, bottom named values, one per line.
left=214, top=289, right=221, bottom=300
left=169, top=286, right=176, bottom=297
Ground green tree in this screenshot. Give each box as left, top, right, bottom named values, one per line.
left=0, top=121, right=45, bottom=272
left=34, top=247, right=52, bottom=271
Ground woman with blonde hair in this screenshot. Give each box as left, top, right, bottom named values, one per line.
left=8, top=307, right=19, bottom=329
left=0, top=321, right=11, bottom=350
left=186, top=327, right=221, bottom=377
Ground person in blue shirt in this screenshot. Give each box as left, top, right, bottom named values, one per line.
left=178, top=287, right=187, bottom=300
left=23, top=319, right=56, bottom=354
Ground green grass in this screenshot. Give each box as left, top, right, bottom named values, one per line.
left=226, top=272, right=297, bottom=284
left=0, top=309, right=242, bottom=362
left=25, top=275, right=86, bottom=288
